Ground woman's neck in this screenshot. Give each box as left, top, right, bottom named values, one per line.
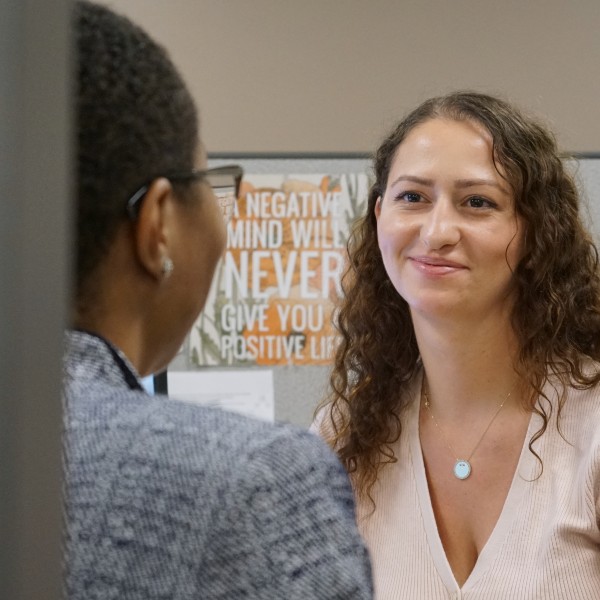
left=413, top=311, right=523, bottom=421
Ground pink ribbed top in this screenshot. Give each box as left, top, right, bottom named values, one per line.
left=315, top=376, right=600, bottom=599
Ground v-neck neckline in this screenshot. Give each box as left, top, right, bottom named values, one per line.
left=408, top=376, right=539, bottom=593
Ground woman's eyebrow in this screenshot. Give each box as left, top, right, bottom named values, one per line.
left=454, top=178, right=510, bottom=194
left=389, top=175, right=510, bottom=195
left=389, top=175, right=434, bottom=187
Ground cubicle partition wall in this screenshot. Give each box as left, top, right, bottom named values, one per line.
left=0, top=1, right=70, bottom=598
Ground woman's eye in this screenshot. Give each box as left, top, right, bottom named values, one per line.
left=467, top=195, right=494, bottom=209
left=397, top=192, right=422, bottom=203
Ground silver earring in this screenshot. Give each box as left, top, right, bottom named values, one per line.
left=161, top=256, right=174, bottom=279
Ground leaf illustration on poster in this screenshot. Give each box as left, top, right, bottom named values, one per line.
left=187, top=173, right=369, bottom=366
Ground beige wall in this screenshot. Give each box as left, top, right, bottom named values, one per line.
left=107, top=0, right=600, bottom=154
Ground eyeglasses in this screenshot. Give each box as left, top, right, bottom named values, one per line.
left=126, top=164, right=243, bottom=223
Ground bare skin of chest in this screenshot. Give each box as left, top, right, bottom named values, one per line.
left=419, top=408, right=530, bottom=586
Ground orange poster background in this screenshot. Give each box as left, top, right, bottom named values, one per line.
left=186, top=173, right=368, bottom=367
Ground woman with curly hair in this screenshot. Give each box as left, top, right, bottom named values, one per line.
left=314, top=91, right=600, bottom=598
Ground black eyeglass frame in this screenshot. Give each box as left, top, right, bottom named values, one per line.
left=125, top=164, right=244, bottom=220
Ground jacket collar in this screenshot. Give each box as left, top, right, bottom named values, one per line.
left=64, top=329, right=144, bottom=392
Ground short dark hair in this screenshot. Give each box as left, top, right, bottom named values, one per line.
left=74, top=1, right=198, bottom=298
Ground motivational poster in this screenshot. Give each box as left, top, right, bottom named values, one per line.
left=186, top=173, right=369, bottom=366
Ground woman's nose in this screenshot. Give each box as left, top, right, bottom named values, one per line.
left=420, top=200, right=461, bottom=250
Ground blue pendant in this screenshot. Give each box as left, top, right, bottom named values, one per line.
left=454, top=459, right=471, bottom=480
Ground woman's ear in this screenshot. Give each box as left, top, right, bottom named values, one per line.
left=132, top=177, right=175, bottom=281
left=374, top=196, right=382, bottom=220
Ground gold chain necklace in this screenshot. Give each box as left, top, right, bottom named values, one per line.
left=422, top=382, right=511, bottom=480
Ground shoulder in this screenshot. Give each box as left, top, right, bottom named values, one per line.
left=310, top=403, right=335, bottom=440
left=65, top=373, right=352, bottom=513
left=64, top=332, right=373, bottom=597
left=66, top=396, right=372, bottom=598
left=547, top=368, right=600, bottom=467
left=559, top=364, right=600, bottom=425
left=557, top=370, right=600, bottom=517
left=233, top=415, right=356, bottom=503
left=202, top=414, right=373, bottom=598
left=65, top=376, right=315, bottom=472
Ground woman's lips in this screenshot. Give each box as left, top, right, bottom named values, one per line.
left=408, top=256, right=467, bottom=275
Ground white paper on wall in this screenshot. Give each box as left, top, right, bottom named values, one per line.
left=167, top=369, right=275, bottom=422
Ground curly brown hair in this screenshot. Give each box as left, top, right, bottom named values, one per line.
left=319, top=91, right=600, bottom=502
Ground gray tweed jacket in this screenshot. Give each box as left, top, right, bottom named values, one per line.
left=63, top=330, right=373, bottom=599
